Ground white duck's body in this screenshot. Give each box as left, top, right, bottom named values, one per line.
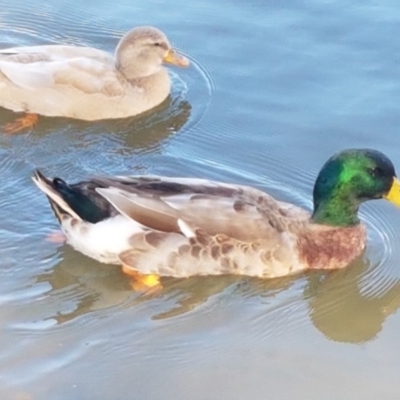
left=0, top=26, right=189, bottom=120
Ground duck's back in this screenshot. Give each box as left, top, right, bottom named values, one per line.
left=0, top=45, right=170, bottom=120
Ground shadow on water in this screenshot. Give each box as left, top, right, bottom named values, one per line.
left=36, top=245, right=400, bottom=344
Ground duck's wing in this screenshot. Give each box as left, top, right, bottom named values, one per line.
left=0, top=45, right=113, bottom=63
left=93, top=175, right=310, bottom=241
left=0, top=45, right=123, bottom=96
left=95, top=179, right=310, bottom=278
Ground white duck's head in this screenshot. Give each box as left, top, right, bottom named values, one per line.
left=115, top=26, right=189, bottom=80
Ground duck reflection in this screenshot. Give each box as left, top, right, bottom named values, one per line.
left=98, top=95, right=192, bottom=150
left=1, top=94, right=192, bottom=154
left=36, top=245, right=400, bottom=343
left=304, top=258, right=400, bottom=343
left=36, top=246, right=239, bottom=324
left=34, top=248, right=131, bottom=325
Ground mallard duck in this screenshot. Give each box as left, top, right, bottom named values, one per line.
left=0, top=26, right=189, bottom=133
left=32, top=149, right=400, bottom=288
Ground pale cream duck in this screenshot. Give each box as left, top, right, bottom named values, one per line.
left=32, top=149, right=400, bottom=289
left=0, top=26, right=189, bottom=133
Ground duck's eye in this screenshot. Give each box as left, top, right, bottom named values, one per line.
left=369, top=166, right=385, bottom=177
left=154, top=42, right=162, bottom=47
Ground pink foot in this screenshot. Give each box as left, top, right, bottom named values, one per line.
left=46, top=231, right=66, bottom=244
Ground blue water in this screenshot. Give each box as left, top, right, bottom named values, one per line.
left=0, top=0, right=400, bottom=399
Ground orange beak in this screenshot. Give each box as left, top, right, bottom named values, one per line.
left=163, top=49, right=189, bottom=67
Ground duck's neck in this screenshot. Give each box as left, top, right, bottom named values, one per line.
left=116, top=58, right=164, bottom=81
left=128, top=69, right=168, bottom=87
left=311, top=197, right=360, bottom=227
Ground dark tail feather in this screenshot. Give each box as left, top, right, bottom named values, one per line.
left=32, top=170, right=82, bottom=223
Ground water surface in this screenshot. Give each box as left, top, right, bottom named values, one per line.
left=0, top=0, right=400, bottom=399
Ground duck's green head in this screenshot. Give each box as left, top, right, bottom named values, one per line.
left=312, top=149, right=400, bottom=227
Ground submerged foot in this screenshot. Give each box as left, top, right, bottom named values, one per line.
left=122, top=264, right=162, bottom=292
left=3, top=113, right=39, bottom=134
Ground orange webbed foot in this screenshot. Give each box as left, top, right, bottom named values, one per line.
left=129, top=277, right=162, bottom=294
left=122, top=264, right=162, bottom=293
left=3, top=113, right=39, bottom=134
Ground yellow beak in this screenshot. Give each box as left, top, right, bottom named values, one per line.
left=163, top=49, right=189, bottom=67
left=384, top=177, right=400, bottom=207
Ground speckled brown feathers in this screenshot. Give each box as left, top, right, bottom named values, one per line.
left=297, top=224, right=366, bottom=270
left=33, top=173, right=370, bottom=279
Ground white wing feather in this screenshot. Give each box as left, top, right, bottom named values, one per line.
left=0, top=61, right=55, bottom=89
left=0, top=45, right=117, bottom=92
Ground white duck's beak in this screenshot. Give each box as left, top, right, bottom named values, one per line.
left=163, top=49, right=189, bottom=67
